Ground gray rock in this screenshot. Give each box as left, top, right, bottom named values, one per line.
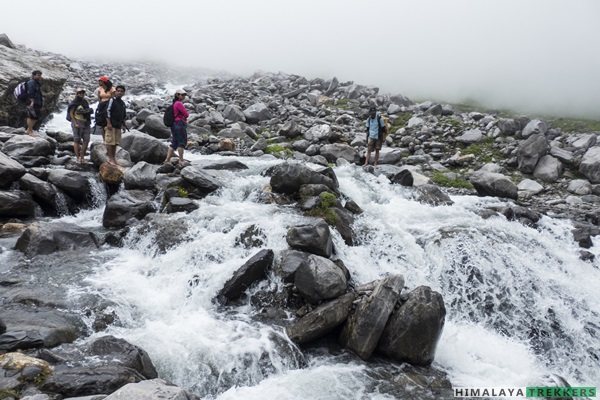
left=469, top=171, right=518, bottom=200
left=340, top=275, right=405, bottom=360
left=14, top=221, right=98, bottom=257
left=0, top=150, right=26, bottom=188
left=516, top=134, right=549, bottom=174
left=287, top=292, right=356, bottom=344
left=102, top=190, right=156, bottom=229
left=294, top=254, right=347, bottom=303
left=579, top=147, right=600, bottom=183
left=377, top=286, right=446, bottom=366
left=123, top=161, right=159, bottom=190
left=219, top=249, right=274, bottom=301
left=521, top=119, right=548, bottom=139
left=120, top=130, right=168, bottom=164
left=143, top=114, right=171, bottom=139
left=286, top=220, right=333, bottom=258
left=533, top=155, right=562, bottom=183
left=0, top=190, right=36, bottom=217
left=103, top=378, right=197, bottom=400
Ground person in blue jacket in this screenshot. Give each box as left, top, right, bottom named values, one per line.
left=25, top=70, right=43, bottom=136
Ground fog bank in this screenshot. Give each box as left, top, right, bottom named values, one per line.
left=2, top=0, right=599, bottom=118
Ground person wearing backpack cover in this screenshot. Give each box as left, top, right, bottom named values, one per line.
left=364, top=105, right=386, bottom=168
left=68, top=88, right=92, bottom=163
left=104, top=85, right=127, bottom=165
left=25, top=70, right=43, bottom=137
left=164, top=89, right=190, bottom=166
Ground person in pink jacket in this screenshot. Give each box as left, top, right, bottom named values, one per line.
left=164, top=89, right=190, bottom=165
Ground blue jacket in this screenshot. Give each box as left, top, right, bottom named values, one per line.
left=26, top=79, right=43, bottom=107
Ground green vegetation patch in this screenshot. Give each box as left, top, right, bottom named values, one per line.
left=265, top=145, right=293, bottom=157
left=307, top=192, right=340, bottom=225
left=431, top=171, right=473, bottom=189
left=0, top=389, right=21, bottom=400
left=461, top=137, right=503, bottom=163
left=391, top=111, right=413, bottom=129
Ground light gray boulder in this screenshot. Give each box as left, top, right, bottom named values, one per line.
left=304, top=124, right=332, bottom=143
left=143, top=114, right=171, bottom=139
left=222, top=104, right=246, bottom=123
left=516, top=134, right=549, bottom=174
left=533, top=155, right=562, bottom=183
left=457, top=128, right=483, bottom=144
left=320, top=143, right=356, bottom=163
left=567, top=179, right=592, bottom=195
left=469, top=171, right=518, bottom=200
left=579, top=146, right=600, bottom=183
left=123, top=161, right=159, bottom=190
left=103, top=378, right=197, bottom=400
left=517, top=179, right=544, bottom=195
left=243, top=102, right=272, bottom=124
left=120, top=130, right=168, bottom=164
left=521, top=119, right=548, bottom=139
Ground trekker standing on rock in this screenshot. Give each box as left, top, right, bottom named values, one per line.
left=104, top=85, right=127, bottom=165
left=164, top=89, right=190, bottom=166
left=68, top=88, right=92, bottom=163
left=95, top=75, right=115, bottom=138
left=364, top=105, right=385, bottom=168
left=25, top=70, right=43, bottom=137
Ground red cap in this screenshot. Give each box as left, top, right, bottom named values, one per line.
left=98, top=76, right=109, bottom=82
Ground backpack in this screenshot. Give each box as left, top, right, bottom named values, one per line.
left=13, top=81, right=28, bottom=102
left=95, top=100, right=109, bottom=127
left=378, top=115, right=390, bottom=142
left=163, top=104, right=175, bottom=127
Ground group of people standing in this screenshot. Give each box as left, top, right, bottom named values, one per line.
left=66, top=76, right=189, bottom=166
left=66, top=76, right=127, bottom=165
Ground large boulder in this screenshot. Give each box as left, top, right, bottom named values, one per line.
left=269, top=162, right=338, bottom=195
left=219, top=249, right=274, bottom=301
left=14, top=221, right=98, bottom=257
left=294, top=254, right=347, bottom=303
left=120, top=130, right=168, bottom=164
left=0, top=42, right=68, bottom=128
left=0, top=190, right=36, bottom=217
left=377, top=286, right=446, bottom=367
left=18, top=173, right=70, bottom=215
left=0, top=150, right=26, bottom=188
left=103, top=378, right=197, bottom=400
left=286, top=220, right=333, bottom=258
left=533, top=155, right=563, bottom=183
left=516, top=134, right=549, bottom=174
left=123, top=161, right=159, bottom=190
left=222, top=104, right=246, bottom=123
left=243, top=102, right=272, bottom=124
left=320, top=143, right=357, bottom=163
left=469, top=171, right=518, bottom=200
left=521, top=119, right=548, bottom=139
left=579, top=146, right=600, bottom=184
left=88, top=335, right=158, bottom=379
left=340, top=275, right=405, bottom=360
left=1, top=134, right=55, bottom=158
left=286, top=292, right=356, bottom=344
left=102, top=190, right=157, bottom=229
left=47, top=169, right=92, bottom=202
left=180, top=166, right=221, bottom=198
left=143, top=114, right=171, bottom=139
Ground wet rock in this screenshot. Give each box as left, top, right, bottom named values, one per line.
left=377, top=286, right=446, bottom=366
left=294, top=254, right=347, bottom=304
left=286, top=219, right=333, bottom=258
left=219, top=249, right=274, bottom=301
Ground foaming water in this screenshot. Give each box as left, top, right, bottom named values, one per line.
left=41, top=155, right=600, bottom=397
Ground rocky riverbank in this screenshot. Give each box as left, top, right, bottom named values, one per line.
left=0, top=34, right=595, bottom=398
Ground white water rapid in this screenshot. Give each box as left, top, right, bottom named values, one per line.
left=16, top=96, right=598, bottom=399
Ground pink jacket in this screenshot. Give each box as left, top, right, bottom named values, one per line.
left=173, top=101, right=189, bottom=122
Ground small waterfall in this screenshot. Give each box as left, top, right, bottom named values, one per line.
left=88, top=176, right=108, bottom=209
left=53, top=191, right=70, bottom=216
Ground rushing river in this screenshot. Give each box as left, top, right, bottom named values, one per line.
left=5, top=100, right=598, bottom=399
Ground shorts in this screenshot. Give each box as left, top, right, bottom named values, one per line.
left=368, top=137, right=382, bottom=151
left=104, top=126, right=122, bottom=146
left=27, top=105, right=41, bottom=120
left=170, top=120, right=188, bottom=150
left=72, top=122, right=91, bottom=142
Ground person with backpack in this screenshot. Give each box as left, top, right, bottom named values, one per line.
left=94, top=75, right=115, bottom=137
left=67, top=88, right=92, bottom=163
left=104, top=85, right=127, bottom=165
left=25, top=70, right=43, bottom=136
left=364, top=105, right=386, bottom=168
left=164, top=89, right=190, bottom=166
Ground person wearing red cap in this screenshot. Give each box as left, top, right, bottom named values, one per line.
left=95, top=76, right=115, bottom=137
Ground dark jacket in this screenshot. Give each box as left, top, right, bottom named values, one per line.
left=26, top=78, right=43, bottom=107
left=68, top=97, right=92, bottom=124
left=106, top=97, right=126, bottom=129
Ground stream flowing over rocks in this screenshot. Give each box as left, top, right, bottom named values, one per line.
left=1, top=35, right=599, bottom=399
